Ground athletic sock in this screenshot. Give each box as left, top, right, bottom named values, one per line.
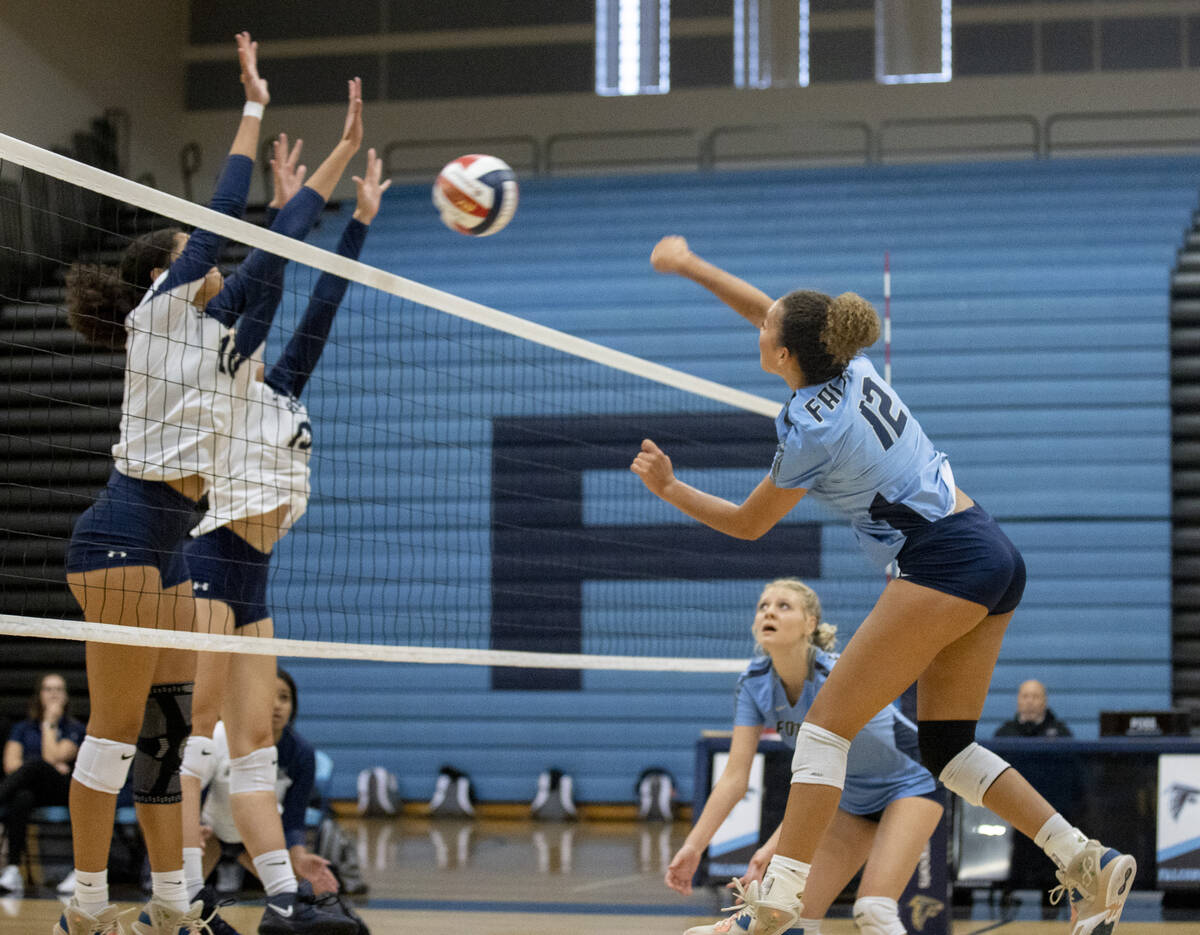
left=252, top=849, right=298, bottom=897
left=183, top=847, right=205, bottom=900
left=764, top=854, right=810, bottom=902
left=150, top=870, right=190, bottom=914
left=1034, top=814, right=1087, bottom=870
left=73, top=868, right=108, bottom=916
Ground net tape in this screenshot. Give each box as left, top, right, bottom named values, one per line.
left=0, top=613, right=748, bottom=671
left=0, top=132, right=785, bottom=671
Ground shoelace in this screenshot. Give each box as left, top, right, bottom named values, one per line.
left=197, top=893, right=237, bottom=934
left=718, top=878, right=762, bottom=922
left=1048, top=850, right=1099, bottom=907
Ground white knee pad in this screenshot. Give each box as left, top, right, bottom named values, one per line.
left=228, top=746, right=278, bottom=795
left=790, top=723, right=852, bottom=789
left=180, top=735, right=218, bottom=785
left=939, top=742, right=1011, bottom=807
left=853, top=897, right=904, bottom=935
left=73, top=736, right=136, bottom=795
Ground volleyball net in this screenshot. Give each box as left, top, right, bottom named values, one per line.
left=0, top=132, right=883, bottom=672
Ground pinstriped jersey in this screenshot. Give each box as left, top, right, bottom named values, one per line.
left=113, top=271, right=230, bottom=482
left=196, top=375, right=312, bottom=536
left=771, top=355, right=956, bottom=567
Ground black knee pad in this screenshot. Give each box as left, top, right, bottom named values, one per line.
left=133, top=682, right=193, bottom=804
left=917, top=719, right=977, bottom=777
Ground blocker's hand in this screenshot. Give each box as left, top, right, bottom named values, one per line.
left=237, top=32, right=270, bottom=107
left=630, top=438, right=676, bottom=498
left=650, top=235, right=692, bottom=274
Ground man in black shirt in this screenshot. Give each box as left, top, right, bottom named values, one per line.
left=994, top=680, right=1072, bottom=738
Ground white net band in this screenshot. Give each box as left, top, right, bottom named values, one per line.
left=0, top=613, right=748, bottom=672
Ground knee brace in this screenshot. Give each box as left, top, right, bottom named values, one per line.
left=73, top=735, right=136, bottom=795
left=939, top=743, right=1011, bottom=807
left=180, top=734, right=218, bottom=786
left=853, top=897, right=904, bottom=935
left=790, top=723, right=852, bottom=789
left=917, top=719, right=978, bottom=777
left=229, top=746, right=278, bottom=796
left=133, top=682, right=193, bottom=805
left=919, top=719, right=1010, bottom=806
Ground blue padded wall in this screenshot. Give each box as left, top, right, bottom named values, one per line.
left=270, top=156, right=1198, bottom=802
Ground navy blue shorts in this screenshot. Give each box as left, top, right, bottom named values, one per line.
left=895, top=505, right=1025, bottom=615
left=66, top=468, right=195, bottom=589
left=183, top=525, right=271, bottom=629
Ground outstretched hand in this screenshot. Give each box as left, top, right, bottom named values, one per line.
left=269, top=134, right=306, bottom=208
left=340, top=77, right=364, bottom=151
left=237, top=32, right=269, bottom=106
left=630, top=438, right=676, bottom=498
left=664, top=844, right=701, bottom=895
left=294, top=851, right=339, bottom=895
left=353, top=148, right=392, bottom=224
left=650, top=235, right=692, bottom=274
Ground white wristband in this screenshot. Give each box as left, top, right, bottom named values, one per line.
left=242, top=101, right=264, bottom=120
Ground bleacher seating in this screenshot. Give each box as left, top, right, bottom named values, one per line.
left=274, top=155, right=1199, bottom=804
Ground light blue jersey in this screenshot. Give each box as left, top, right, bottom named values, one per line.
left=771, top=355, right=956, bottom=567
left=734, top=649, right=936, bottom=815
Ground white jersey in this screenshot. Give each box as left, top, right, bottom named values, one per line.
left=113, top=271, right=231, bottom=482
left=195, top=374, right=313, bottom=537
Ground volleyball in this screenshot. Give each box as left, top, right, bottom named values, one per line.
left=433, top=154, right=519, bottom=237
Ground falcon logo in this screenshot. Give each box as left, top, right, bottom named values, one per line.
left=1167, top=783, right=1200, bottom=821
left=906, top=895, right=945, bottom=932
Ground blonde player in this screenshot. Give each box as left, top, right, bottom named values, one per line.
left=668, top=579, right=941, bottom=935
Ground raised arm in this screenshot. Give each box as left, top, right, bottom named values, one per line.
left=631, top=439, right=805, bottom=540
left=164, top=32, right=267, bottom=290
left=264, top=147, right=390, bottom=398
left=221, top=82, right=366, bottom=354
left=302, top=77, right=363, bottom=201
left=651, top=236, right=774, bottom=329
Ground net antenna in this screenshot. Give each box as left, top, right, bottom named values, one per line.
left=883, top=251, right=899, bottom=582
left=2, top=131, right=813, bottom=674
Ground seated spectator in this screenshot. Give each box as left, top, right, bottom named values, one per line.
left=994, top=680, right=1072, bottom=738
left=199, top=669, right=338, bottom=895
left=0, top=673, right=86, bottom=894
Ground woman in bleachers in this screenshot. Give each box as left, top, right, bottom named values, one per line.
left=634, top=236, right=1136, bottom=935
left=665, top=579, right=942, bottom=935
left=0, top=673, right=85, bottom=895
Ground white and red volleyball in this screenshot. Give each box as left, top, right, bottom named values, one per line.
left=432, top=154, right=518, bottom=237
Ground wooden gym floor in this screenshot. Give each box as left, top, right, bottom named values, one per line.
left=4, top=818, right=1197, bottom=934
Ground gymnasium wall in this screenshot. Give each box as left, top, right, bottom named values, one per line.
left=3, top=4, right=1199, bottom=197
left=268, top=157, right=1194, bottom=802
left=2, top=3, right=1197, bottom=802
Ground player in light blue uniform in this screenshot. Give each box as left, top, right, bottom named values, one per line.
left=637, top=237, right=1135, bottom=935
left=771, top=355, right=956, bottom=570
left=668, top=579, right=941, bottom=935
left=736, top=652, right=933, bottom=817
